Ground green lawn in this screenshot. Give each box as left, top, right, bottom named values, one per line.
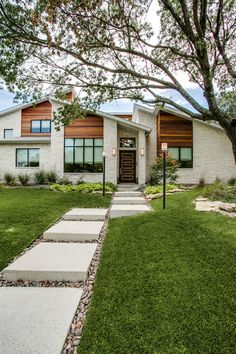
left=0, top=188, right=111, bottom=270
left=78, top=189, right=236, bottom=354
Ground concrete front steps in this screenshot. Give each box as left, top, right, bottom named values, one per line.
left=117, top=184, right=142, bottom=192
left=43, top=220, right=104, bottom=241
left=0, top=287, right=82, bottom=354
left=115, top=191, right=142, bottom=197
left=112, top=196, right=146, bottom=205
left=2, top=242, right=97, bottom=282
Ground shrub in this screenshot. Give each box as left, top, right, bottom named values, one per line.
left=4, top=173, right=16, bottom=186
left=228, top=177, right=236, bottom=186
left=34, top=170, right=48, bottom=185
left=18, top=173, right=30, bottom=186
left=46, top=171, right=57, bottom=184
left=202, top=180, right=227, bottom=199
left=50, top=182, right=116, bottom=193
left=145, top=184, right=178, bottom=195
left=58, top=176, right=71, bottom=185
left=150, top=155, right=180, bottom=185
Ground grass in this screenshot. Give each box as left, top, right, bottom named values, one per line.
left=0, top=188, right=111, bottom=271
left=78, top=189, right=236, bottom=354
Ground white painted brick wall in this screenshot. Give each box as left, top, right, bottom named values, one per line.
left=138, top=130, right=146, bottom=184
left=0, top=143, right=51, bottom=182
left=135, top=110, right=157, bottom=182
left=177, top=121, right=236, bottom=184
left=0, top=110, right=21, bottom=138
left=103, top=118, right=117, bottom=184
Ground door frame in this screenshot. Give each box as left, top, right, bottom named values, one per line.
left=119, top=150, right=136, bottom=183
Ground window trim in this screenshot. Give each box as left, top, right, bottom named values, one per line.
left=16, top=148, right=40, bottom=168
left=4, top=129, right=13, bottom=139
left=64, top=138, right=103, bottom=173
left=168, top=146, right=193, bottom=168
left=30, top=119, right=51, bottom=133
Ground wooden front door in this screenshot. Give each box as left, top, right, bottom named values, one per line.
left=119, top=151, right=136, bottom=183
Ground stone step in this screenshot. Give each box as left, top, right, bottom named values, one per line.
left=110, top=204, right=152, bottom=218
left=2, top=243, right=97, bottom=282
left=62, top=208, right=108, bottom=221
left=112, top=197, right=146, bottom=205
left=0, top=287, right=82, bottom=354
left=114, top=191, right=142, bottom=197
left=43, top=220, right=104, bottom=241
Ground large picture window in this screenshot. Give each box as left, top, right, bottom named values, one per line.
left=16, top=148, right=40, bottom=167
left=31, top=120, right=51, bottom=133
left=64, top=138, right=103, bottom=173
left=168, top=147, right=193, bottom=168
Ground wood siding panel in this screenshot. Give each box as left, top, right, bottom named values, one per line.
left=157, top=112, right=193, bottom=153
left=64, top=116, right=103, bottom=138
left=21, top=101, right=52, bottom=137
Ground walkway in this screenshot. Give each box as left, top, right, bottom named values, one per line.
left=0, top=187, right=151, bottom=353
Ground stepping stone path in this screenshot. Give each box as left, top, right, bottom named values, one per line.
left=0, top=287, right=82, bottom=354
left=0, top=185, right=152, bottom=353
left=1, top=206, right=109, bottom=354
left=43, top=220, right=104, bottom=241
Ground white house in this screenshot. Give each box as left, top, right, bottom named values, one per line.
left=0, top=92, right=235, bottom=185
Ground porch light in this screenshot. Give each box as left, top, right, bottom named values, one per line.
left=140, top=147, right=144, bottom=156
left=112, top=148, right=116, bottom=156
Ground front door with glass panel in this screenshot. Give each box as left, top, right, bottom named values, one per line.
left=119, top=151, right=136, bottom=183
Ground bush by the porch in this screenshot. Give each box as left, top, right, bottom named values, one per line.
left=150, top=155, right=180, bottom=185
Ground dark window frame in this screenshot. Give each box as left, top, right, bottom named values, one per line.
left=30, top=120, right=51, bottom=133
left=16, top=148, right=40, bottom=168
left=4, top=129, right=13, bottom=139
left=168, top=146, right=193, bottom=168
left=64, top=138, right=103, bottom=173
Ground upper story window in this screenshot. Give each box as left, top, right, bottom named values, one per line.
left=16, top=148, right=40, bottom=167
left=64, top=138, right=103, bottom=173
left=168, top=147, right=193, bottom=168
left=31, top=120, right=51, bottom=133
left=120, top=137, right=136, bottom=148
left=4, top=129, right=13, bottom=139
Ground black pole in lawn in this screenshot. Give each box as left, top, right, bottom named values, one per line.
left=102, top=152, right=106, bottom=196
left=163, top=151, right=166, bottom=209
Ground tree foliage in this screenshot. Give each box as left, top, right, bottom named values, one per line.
left=0, top=0, right=236, bottom=160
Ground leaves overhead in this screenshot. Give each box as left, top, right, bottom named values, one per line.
left=0, top=0, right=236, bottom=159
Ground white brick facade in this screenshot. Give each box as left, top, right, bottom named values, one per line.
left=0, top=99, right=235, bottom=185
left=177, top=121, right=236, bottom=184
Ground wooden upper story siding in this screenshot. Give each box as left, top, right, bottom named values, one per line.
left=114, top=114, right=132, bottom=121
left=64, top=116, right=103, bottom=138
left=21, top=101, right=52, bottom=137
left=157, top=111, right=193, bottom=153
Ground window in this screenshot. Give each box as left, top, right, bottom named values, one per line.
left=64, top=138, right=103, bottom=173
left=16, top=148, right=39, bottom=167
left=31, top=120, right=51, bottom=133
left=4, top=129, right=13, bottom=138
left=168, top=147, right=193, bottom=168
left=120, top=137, right=136, bottom=148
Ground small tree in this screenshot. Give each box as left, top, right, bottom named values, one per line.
left=150, top=155, right=180, bottom=185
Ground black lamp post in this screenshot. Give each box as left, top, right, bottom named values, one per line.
left=102, top=151, right=106, bottom=196
left=161, top=143, right=168, bottom=209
